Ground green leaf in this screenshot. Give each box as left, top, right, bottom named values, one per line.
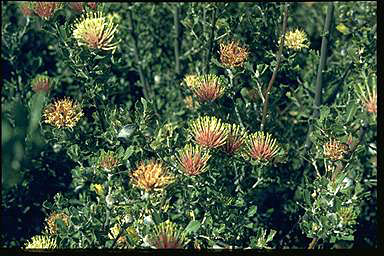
left=185, top=220, right=201, bottom=234
left=247, top=205, right=258, bottom=217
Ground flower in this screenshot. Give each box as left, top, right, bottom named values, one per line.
left=189, top=116, right=228, bottom=149
left=99, top=151, right=119, bottom=171
left=337, top=207, right=357, bottom=225
left=323, top=138, right=347, bottom=161
left=19, top=2, right=33, bottom=16
left=31, top=74, right=50, bottom=93
left=184, top=74, right=226, bottom=103
left=87, top=2, right=97, bottom=9
left=45, top=211, right=69, bottom=235
left=282, top=28, right=309, bottom=51
left=355, top=76, right=377, bottom=114
left=223, top=123, right=248, bottom=155
left=43, top=98, right=84, bottom=128
left=130, top=160, right=174, bottom=192
left=176, top=144, right=211, bottom=176
left=24, top=235, right=56, bottom=249
left=68, top=2, right=84, bottom=13
left=90, top=183, right=104, bottom=196
left=219, top=41, right=249, bottom=68
left=72, top=11, right=119, bottom=52
left=32, top=2, right=62, bottom=20
left=148, top=220, right=189, bottom=249
left=245, top=131, right=280, bottom=162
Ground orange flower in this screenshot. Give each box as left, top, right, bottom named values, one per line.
left=176, top=144, right=211, bottom=176
left=355, top=74, right=377, bottom=114
left=43, top=98, right=83, bottom=128
left=31, top=75, right=50, bottom=93
left=149, top=220, right=189, bottom=249
left=19, top=2, right=33, bottom=16
left=245, top=131, right=280, bottom=162
left=184, top=74, right=226, bottom=103
left=219, top=41, right=249, bottom=68
left=32, top=2, right=62, bottom=20
left=189, top=116, right=228, bottom=149
left=99, top=151, right=119, bottom=171
left=223, top=123, right=247, bottom=155
left=323, top=138, right=347, bottom=161
left=130, top=160, right=174, bottom=192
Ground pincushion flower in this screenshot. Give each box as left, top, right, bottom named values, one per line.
left=176, top=144, right=211, bottom=176
left=24, top=235, right=57, bottom=249
left=99, top=151, right=119, bottom=171
left=323, top=138, right=347, bottom=161
left=43, top=98, right=84, bottom=128
left=245, top=131, right=280, bottom=162
left=148, top=220, right=189, bottom=249
left=130, top=160, right=174, bottom=192
left=68, top=2, right=84, bottom=13
left=355, top=76, right=377, bottom=114
left=31, top=74, right=50, bottom=93
left=189, top=116, right=228, bottom=149
left=72, top=11, right=119, bottom=52
left=19, top=2, right=33, bottom=16
left=184, top=74, right=226, bottom=103
left=282, top=28, right=309, bottom=51
left=223, top=123, right=248, bottom=155
left=219, top=41, right=249, bottom=68
left=32, top=2, right=63, bottom=20
left=45, top=212, right=69, bottom=235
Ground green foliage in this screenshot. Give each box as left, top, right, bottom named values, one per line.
left=2, top=1, right=376, bottom=249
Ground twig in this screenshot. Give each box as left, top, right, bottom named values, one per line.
left=308, top=237, right=319, bottom=249
left=304, top=3, right=334, bottom=149
left=260, top=3, right=289, bottom=131
left=205, top=8, right=217, bottom=74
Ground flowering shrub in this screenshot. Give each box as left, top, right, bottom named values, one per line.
left=2, top=2, right=377, bottom=250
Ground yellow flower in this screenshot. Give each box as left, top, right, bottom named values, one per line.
left=282, top=28, right=309, bottom=51
left=176, top=144, right=211, bottom=176
left=130, top=160, right=174, bottom=192
left=31, top=74, right=50, bottom=93
left=149, top=220, right=189, bottom=249
left=32, top=2, right=63, bottom=20
left=184, top=74, right=226, bottom=103
left=72, top=11, right=119, bottom=52
left=245, top=131, right=280, bottom=162
left=323, top=138, right=347, bottom=161
left=43, top=98, right=83, bottom=128
left=189, top=116, right=228, bottom=149
left=90, top=183, right=105, bottom=196
left=45, top=211, right=69, bottom=235
left=219, top=41, right=249, bottom=68
left=223, top=123, right=248, bottom=155
left=24, top=235, right=57, bottom=249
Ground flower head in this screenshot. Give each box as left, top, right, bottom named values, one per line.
left=219, top=41, right=249, bottom=68
left=31, top=74, right=50, bottom=93
left=45, top=211, right=69, bottom=235
left=245, top=131, right=280, bottom=162
left=223, top=123, right=248, bottom=155
left=72, top=11, right=119, bottom=52
left=337, top=207, right=357, bottom=225
left=19, top=2, right=33, bottom=16
left=43, top=98, right=84, bottom=128
left=24, top=235, right=57, bottom=249
left=189, top=116, right=228, bottom=149
left=323, top=138, right=347, bottom=161
left=176, top=144, right=211, bottom=176
left=282, top=28, right=309, bottom=51
left=87, top=2, right=97, bottom=9
left=148, top=220, right=189, bottom=249
left=130, top=160, right=174, bottom=192
left=184, top=74, right=226, bottom=103
left=32, top=2, right=63, bottom=20
left=355, top=76, right=377, bottom=114
left=68, top=2, right=84, bottom=13
left=99, top=151, right=119, bottom=171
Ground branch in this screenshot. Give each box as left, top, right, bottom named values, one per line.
left=205, top=7, right=217, bottom=74
left=304, top=3, right=334, bottom=148
left=260, top=3, right=289, bottom=131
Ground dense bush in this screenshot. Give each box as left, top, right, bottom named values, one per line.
left=1, top=1, right=377, bottom=249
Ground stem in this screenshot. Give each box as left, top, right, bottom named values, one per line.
left=173, top=4, right=181, bottom=76
left=205, top=8, right=217, bottom=74
left=304, top=3, right=334, bottom=149
left=127, top=10, right=149, bottom=99
left=260, top=3, right=288, bottom=131
left=308, top=237, right=319, bottom=249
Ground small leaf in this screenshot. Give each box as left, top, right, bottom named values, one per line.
left=185, top=220, right=201, bottom=234
left=247, top=205, right=258, bottom=217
